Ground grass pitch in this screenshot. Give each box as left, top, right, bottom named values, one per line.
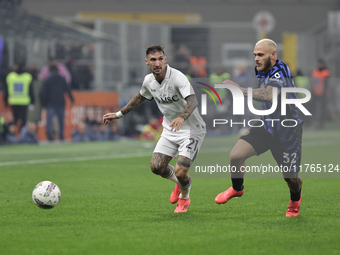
left=0, top=128, right=339, bottom=255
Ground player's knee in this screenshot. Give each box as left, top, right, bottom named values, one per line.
left=229, top=150, right=245, bottom=165
left=150, top=162, right=166, bottom=175
left=175, top=168, right=188, bottom=179
left=284, top=177, right=302, bottom=185
left=175, top=168, right=189, bottom=183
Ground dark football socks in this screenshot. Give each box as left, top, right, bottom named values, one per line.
left=232, top=178, right=244, bottom=192
left=290, top=189, right=301, bottom=201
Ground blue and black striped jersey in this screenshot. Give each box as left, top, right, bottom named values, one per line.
left=255, top=60, right=303, bottom=142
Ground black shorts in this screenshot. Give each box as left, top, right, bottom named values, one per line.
left=240, top=125, right=303, bottom=175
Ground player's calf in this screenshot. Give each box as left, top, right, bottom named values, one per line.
left=175, top=156, right=192, bottom=199
left=284, top=176, right=303, bottom=193
left=175, top=156, right=191, bottom=181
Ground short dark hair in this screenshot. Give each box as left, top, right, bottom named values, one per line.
left=146, top=45, right=164, bottom=56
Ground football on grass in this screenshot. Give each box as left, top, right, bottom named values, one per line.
left=32, top=181, right=61, bottom=209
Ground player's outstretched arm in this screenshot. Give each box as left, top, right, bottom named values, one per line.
left=222, top=79, right=280, bottom=103
left=244, top=85, right=280, bottom=103
left=102, top=93, right=146, bottom=125
left=170, top=95, right=198, bottom=132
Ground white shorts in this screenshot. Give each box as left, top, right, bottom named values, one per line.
left=153, top=132, right=206, bottom=161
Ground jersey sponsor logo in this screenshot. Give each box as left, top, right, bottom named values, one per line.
left=155, top=95, right=179, bottom=104
left=269, top=78, right=282, bottom=82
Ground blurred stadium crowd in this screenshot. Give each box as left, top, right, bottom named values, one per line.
left=0, top=0, right=339, bottom=145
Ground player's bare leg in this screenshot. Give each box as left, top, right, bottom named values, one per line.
left=174, top=156, right=192, bottom=213
left=215, top=139, right=257, bottom=204
left=150, top=153, right=181, bottom=203
left=284, top=173, right=303, bottom=217
left=150, top=152, right=176, bottom=180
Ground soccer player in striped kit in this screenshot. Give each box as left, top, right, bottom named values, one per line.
left=215, top=39, right=303, bottom=217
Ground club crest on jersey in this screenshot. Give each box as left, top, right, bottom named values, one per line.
left=274, top=72, right=281, bottom=78
left=168, top=86, right=174, bottom=93
left=269, top=72, right=283, bottom=83
left=156, top=95, right=179, bottom=104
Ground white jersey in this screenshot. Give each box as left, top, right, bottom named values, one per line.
left=140, top=65, right=206, bottom=137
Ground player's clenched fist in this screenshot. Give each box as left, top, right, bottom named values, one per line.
left=102, top=112, right=118, bottom=125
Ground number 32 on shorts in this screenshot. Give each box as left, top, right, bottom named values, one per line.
left=283, top=152, right=297, bottom=164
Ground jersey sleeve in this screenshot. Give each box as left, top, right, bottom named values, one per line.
left=139, top=77, right=153, bottom=101
left=177, top=73, right=194, bottom=99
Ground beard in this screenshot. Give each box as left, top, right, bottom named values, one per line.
left=261, top=56, right=272, bottom=73
left=256, top=56, right=272, bottom=73
left=264, top=56, right=272, bottom=71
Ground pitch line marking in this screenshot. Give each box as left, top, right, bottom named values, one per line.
left=0, top=139, right=338, bottom=167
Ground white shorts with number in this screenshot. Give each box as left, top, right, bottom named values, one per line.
left=153, top=132, right=206, bottom=161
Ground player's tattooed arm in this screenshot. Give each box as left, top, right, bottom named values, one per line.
left=170, top=95, right=198, bottom=132
left=103, top=93, right=146, bottom=125
left=180, top=95, right=198, bottom=120
left=121, top=93, right=146, bottom=115
left=222, top=79, right=279, bottom=103
left=243, top=85, right=280, bottom=103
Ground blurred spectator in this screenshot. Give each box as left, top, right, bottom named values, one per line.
left=210, top=67, right=230, bottom=85
left=209, top=67, right=231, bottom=103
left=233, top=63, right=252, bottom=125
left=18, top=121, right=38, bottom=144
left=77, top=65, right=93, bottom=90
left=185, top=65, right=200, bottom=82
left=209, top=67, right=231, bottom=121
left=40, top=65, right=74, bottom=141
left=95, top=124, right=109, bottom=141
left=3, top=63, right=35, bottom=133
left=27, top=64, right=43, bottom=123
left=39, top=57, right=72, bottom=85
left=295, top=69, right=311, bottom=97
left=84, top=106, right=96, bottom=137
left=85, top=106, right=96, bottom=125
left=311, top=59, right=330, bottom=128
left=72, top=121, right=90, bottom=142
left=95, top=107, right=104, bottom=125
left=140, top=118, right=162, bottom=141
left=295, top=69, right=312, bottom=125
left=65, top=57, right=80, bottom=90
left=87, top=121, right=99, bottom=141
left=174, top=44, right=191, bottom=73
left=5, top=122, right=17, bottom=144
left=0, top=116, right=5, bottom=144
left=190, top=54, right=207, bottom=78
left=107, top=121, right=120, bottom=141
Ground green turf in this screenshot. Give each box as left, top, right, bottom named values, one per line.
left=0, top=128, right=339, bottom=255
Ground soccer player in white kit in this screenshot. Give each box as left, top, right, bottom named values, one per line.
left=103, top=45, right=206, bottom=213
